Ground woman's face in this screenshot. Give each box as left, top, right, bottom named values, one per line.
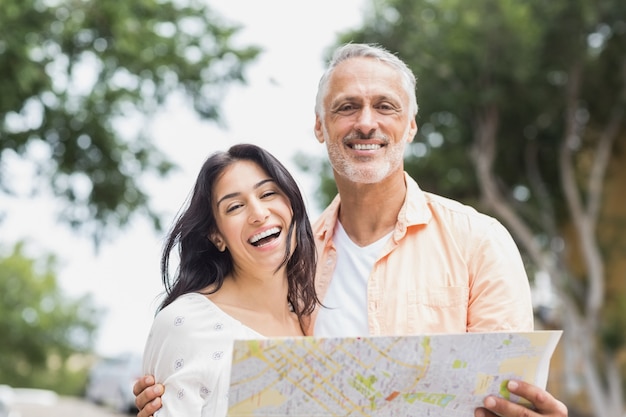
left=211, top=160, right=294, bottom=275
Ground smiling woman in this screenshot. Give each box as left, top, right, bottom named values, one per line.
left=141, top=143, right=321, bottom=417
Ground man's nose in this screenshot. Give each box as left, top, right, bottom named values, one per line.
left=354, top=107, right=378, bottom=136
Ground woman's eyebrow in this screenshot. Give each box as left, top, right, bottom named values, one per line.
left=216, top=178, right=274, bottom=208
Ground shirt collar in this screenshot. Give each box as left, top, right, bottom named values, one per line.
left=315, top=172, right=432, bottom=243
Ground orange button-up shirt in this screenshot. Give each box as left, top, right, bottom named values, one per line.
left=308, top=173, right=534, bottom=336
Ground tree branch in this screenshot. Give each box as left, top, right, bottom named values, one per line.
left=559, top=61, right=605, bottom=319
left=471, top=105, right=546, bottom=269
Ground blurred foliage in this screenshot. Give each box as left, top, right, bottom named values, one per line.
left=0, top=0, right=260, bottom=245
left=0, top=242, right=100, bottom=395
left=293, top=152, right=337, bottom=209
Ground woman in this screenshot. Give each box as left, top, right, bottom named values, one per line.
left=142, top=143, right=319, bottom=417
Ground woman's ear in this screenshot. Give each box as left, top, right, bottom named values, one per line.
left=209, top=233, right=226, bottom=252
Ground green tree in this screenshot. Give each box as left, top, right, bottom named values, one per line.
left=300, top=1, right=626, bottom=415
left=0, top=242, right=101, bottom=394
left=0, top=0, right=260, bottom=245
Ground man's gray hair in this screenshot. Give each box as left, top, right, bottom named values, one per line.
left=314, top=43, right=418, bottom=118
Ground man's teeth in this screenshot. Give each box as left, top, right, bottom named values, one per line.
left=249, top=227, right=281, bottom=244
left=352, top=143, right=381, bottom=150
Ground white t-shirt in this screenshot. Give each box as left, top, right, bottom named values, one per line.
left=314, top=222, right=392, bottom=337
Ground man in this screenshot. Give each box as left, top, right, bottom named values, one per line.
left=133, top=43, right=568, bottom=417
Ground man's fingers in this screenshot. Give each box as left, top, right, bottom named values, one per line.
left=474, top=406, right=499, bottom=417
left=137, top=397, right=162, bottom=417
left=137, top=384, right=164, bottom=408
left=478, top=380, right=568, bottom=417
left=133, top=376, right=164, bottom=415
left=506, top=380, right=567, bottom=416
left=133, top=375, right=154, bottom=396
left=511, top=380, right=547, bottom=409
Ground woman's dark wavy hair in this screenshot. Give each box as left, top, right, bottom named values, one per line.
left=159, top=143, right=319, bottom=327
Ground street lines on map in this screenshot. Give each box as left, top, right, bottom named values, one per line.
left=227, top=331, right=562, bottom=416
left=229, top=336, right=438, bottom=415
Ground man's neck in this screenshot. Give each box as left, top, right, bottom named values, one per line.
left=335, top=171, right=406, bottom=247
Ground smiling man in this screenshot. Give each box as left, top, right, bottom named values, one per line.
left=309, top=44, right=566, bottom=417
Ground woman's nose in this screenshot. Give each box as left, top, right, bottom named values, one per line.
left=248, top=200, right=269, bottom=223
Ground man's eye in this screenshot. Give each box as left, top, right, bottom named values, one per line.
left=335, top=104, right=358, bottom=114
left=376, top=103, right=399, bottom=114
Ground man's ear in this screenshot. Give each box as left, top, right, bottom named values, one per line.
left=314, top=115, right=325, bottom=144
left=407, top=118, right=418, bottom=144
left=209, top=233, right=226, bottom=252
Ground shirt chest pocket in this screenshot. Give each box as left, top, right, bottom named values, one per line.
left=406, top=286, right=469, bottom=333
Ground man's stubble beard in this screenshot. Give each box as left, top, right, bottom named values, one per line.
left=323, top=124, right=411, bottom=185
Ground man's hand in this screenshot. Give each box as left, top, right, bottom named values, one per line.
left=475, top=380, right=568, bottom=417
left=133, top=375, right=164, bottom=417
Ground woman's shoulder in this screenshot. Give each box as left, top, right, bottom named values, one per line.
left=150, top=292, right=264, bottom=340
left=153, top=293, right=234, bottom=330
left=160, top=292, right=220, bottom=312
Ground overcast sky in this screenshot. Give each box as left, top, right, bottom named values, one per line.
left=2, top=0, right=366, bottom=357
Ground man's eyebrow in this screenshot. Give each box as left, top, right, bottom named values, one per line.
left=215, top=178, right=274, bottom=208
left=331, top=93, right=399, bottom=107
left=330, top=95, right=360, bottom=106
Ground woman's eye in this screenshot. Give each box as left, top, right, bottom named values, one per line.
left=226, top=203, right=243, bottom=213
left=261, top=190, right=277, bottom=199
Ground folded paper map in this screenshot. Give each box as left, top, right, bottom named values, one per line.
left=227, top=331, right=562, bottom=416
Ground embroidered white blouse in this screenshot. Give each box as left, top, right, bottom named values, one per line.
left=142, top=292, right=262, bottom=417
